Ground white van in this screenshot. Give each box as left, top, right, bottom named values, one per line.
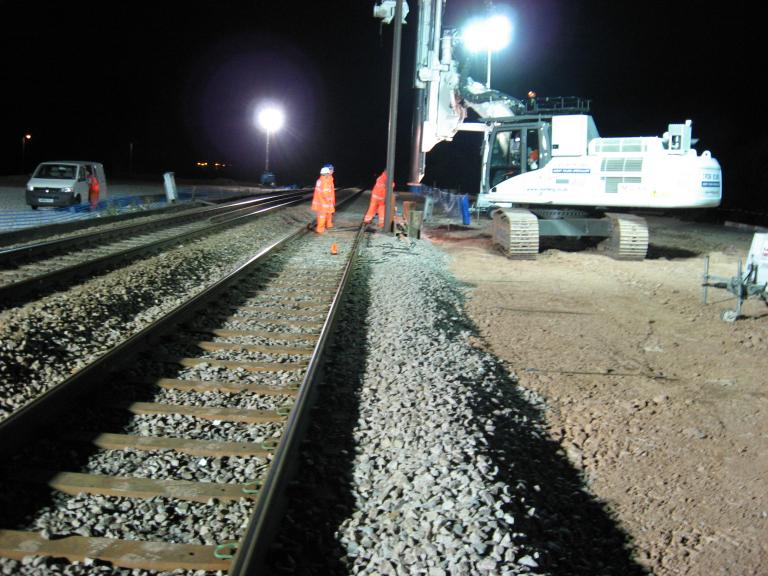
left=25, top=161, right=108, bottom=209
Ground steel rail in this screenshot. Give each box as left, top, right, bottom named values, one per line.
left=0, top=188, right=314, bottom=247
left=0, top=200, right=198, bottom=247
left=229, top=221, right=367, bottom=575
left=0, top=224, right=310, bottom=452
left=0, top=186, right=362, bottom=450
left=0, top=191, right=365, bottom=572
left=0, top=190, right=309, bottom=265
left=0, top=194, right=311, bottom=305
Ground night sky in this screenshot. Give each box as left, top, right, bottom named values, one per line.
left=1, top=1, right=762, bottom=210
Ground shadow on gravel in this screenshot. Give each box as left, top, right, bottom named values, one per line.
left=460, top=336, right=651, bottom=574
left=537, top=237, right=700, bottom=260
left=396, top=280, right=650, bottom=576
left=264, top=255, right=371, bottom=575
left=263, top=237, right=649, bottom=575
left=646, top=243, right=700, bottom=259
left=539, top=236, right=604, bottom=253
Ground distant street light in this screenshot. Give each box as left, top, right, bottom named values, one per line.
left=256, top=105, right=284, bottom=176
left=463, top=14, right=512, bottom=89
left=21, top=133, right=32, bottom=173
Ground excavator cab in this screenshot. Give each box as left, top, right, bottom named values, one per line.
left=485, top=120, right=550, bottom=190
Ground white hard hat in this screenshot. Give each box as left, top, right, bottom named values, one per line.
left=320, top=167, right=331, bottom=175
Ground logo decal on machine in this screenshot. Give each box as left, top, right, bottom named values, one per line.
left=702, top=172, right=720, bottom=188
left=552, top=168, right=591, bottom=174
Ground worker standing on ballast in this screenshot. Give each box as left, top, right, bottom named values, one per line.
left=363, top=170, right=392, bottom=229
left=312, top=165, right=335, bottom=234
left=324, top=164, right=336, bottom=229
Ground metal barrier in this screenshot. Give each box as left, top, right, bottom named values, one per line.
left=409, top=184, right=470, bottom=224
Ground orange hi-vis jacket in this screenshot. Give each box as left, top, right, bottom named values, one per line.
left=372, top=171, right=388, bottom=201
left=312, top=174, right=335, bottom=213
left=89, top=175, right=100, bottom=195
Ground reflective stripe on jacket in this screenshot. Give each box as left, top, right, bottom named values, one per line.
left=372, top=172, right=389, bottom=201
left=312, top=175, right=335, bottom=213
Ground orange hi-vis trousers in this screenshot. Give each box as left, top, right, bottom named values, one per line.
left=363, top=197, right=385, bottom=228
left=315, top=212, right=333, bottom=233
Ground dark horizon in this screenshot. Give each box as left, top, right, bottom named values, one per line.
left=1, top=1, right=763, bottom=211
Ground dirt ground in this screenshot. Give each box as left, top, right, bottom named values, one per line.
left=423, top=214, right=768, bottom=576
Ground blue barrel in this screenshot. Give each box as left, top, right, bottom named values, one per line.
left=460, top=194, right=470, bottom=225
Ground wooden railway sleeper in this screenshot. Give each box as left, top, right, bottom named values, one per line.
left=0, top=220, right=364, bottom=574
left=0, top=530, right=232, bottom=571
left=6, top=468, right=263, bottom=503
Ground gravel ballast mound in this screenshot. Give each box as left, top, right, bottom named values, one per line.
left=267, top=233, right=646, bottom=575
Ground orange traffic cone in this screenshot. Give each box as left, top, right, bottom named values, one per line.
left=330, top=242, right=338, bottom=255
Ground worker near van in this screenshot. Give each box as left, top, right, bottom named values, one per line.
left=363, top=170, right=392, bottom=229
left=87, top=168, right=100, bottom=209
left=312, top=166, right=335, bottom=234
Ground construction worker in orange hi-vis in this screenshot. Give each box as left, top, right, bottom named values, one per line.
left=87, top=168, right=100, bottom=209
left=324, top=164, right=336, bottom=228
left=364, top=170, right=392, bottom=229
left=312, top=165, right=335, bottom=234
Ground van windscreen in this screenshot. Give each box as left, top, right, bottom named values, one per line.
left=36, top=164, right=76, bottom=179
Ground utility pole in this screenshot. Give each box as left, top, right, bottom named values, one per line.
left=384, top=0, right=405, bottom=234
left=21, top=133, right=32, bottom=173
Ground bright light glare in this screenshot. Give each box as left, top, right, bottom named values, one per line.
left=257, top=106, right=284, bottom=133
left=463, top=14, right=512, bottom=53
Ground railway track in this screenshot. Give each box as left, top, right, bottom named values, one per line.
left=0, top=190, right=314, bottom=306
left=0, top=217, right=365, bottom=574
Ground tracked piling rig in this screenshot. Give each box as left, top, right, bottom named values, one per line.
left=402, top=0, right=722, bottom=259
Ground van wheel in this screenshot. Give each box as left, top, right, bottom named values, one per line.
left=31, top=205, right=38, bottom=210
left=73, top=194, right=81, bottom=205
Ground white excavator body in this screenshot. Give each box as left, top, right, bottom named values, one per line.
left=478, top=113, right=722, bottom=211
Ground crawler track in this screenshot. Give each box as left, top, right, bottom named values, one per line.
left=0, top=220, right=364, bottom=574
left=606, top=212, right=649, bottom=260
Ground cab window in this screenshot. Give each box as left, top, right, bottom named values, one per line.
left=490, top=129, right=522, bottom=187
